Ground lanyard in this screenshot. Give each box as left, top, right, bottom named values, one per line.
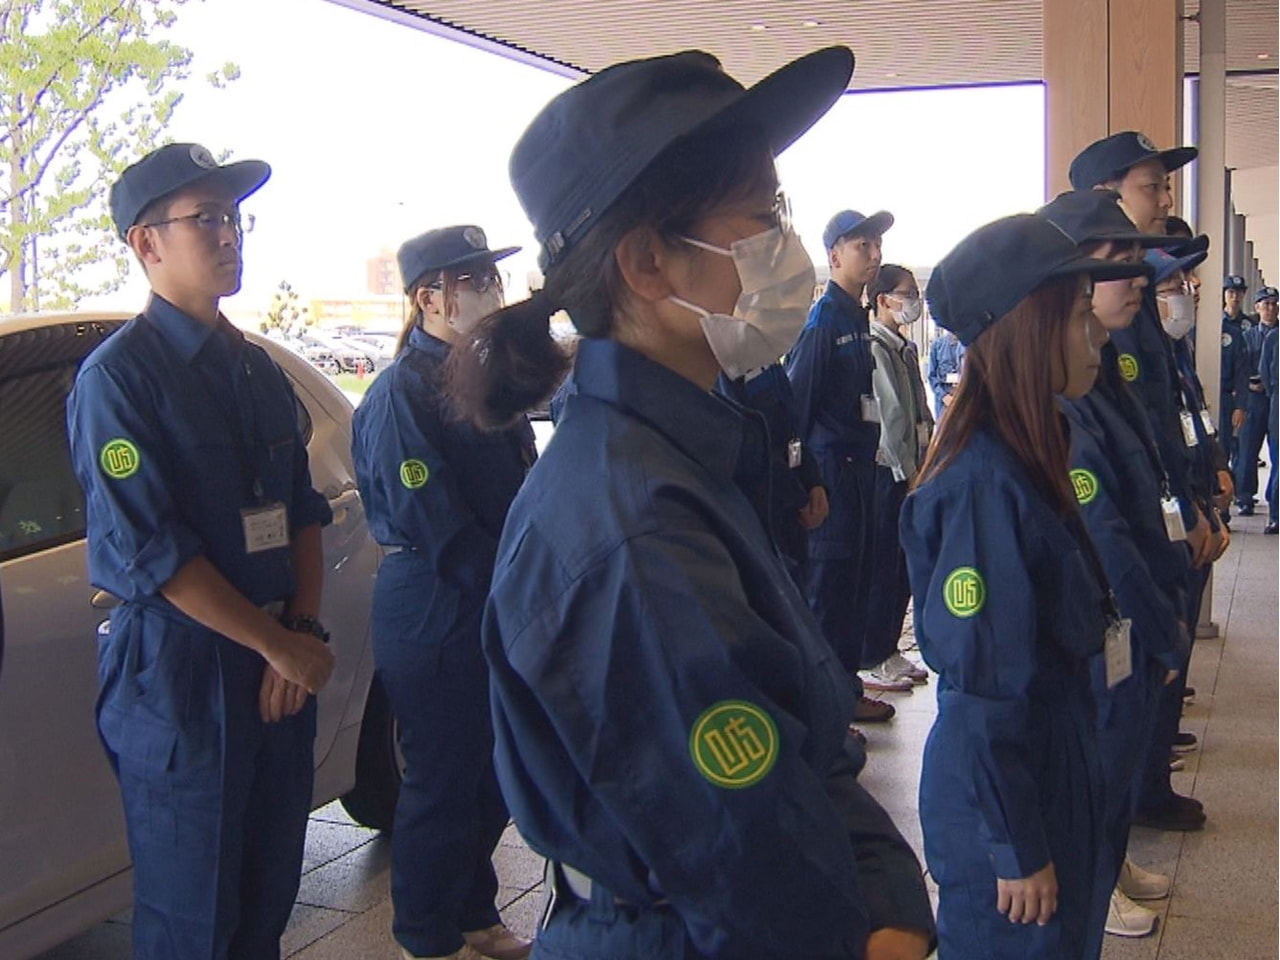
left=1063, top=509, right=1122, bottom=626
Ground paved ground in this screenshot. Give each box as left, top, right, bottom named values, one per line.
left=38, top=514, right=1278, bottom=959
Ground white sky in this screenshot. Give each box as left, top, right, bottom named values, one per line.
left=84, top=0, right=1046, bottom=317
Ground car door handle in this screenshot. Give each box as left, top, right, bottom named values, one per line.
left=91, top=590, right=121, bottom=610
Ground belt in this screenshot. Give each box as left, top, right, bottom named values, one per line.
left=546, top=861, right=670, bottom=908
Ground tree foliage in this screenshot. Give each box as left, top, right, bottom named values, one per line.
left=0, top=0, right=237, bottom=313
left=261, top=280, right=311, bottom=339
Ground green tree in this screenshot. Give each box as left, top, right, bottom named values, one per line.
left=261, top=280, right=311, bottom=339
left=0, top=0, right=238, bottom=313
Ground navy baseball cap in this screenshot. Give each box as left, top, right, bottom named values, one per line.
left=510, top=46, right=854, bottom=270
left=397, top=225, right=519, bottom=292
left=1144, top=241, right=1208, bottom=286
left=1224, top=274, right=1248, bottom=291
left=1068, top=131, right=1198, bottom=190
left=822, top=209, right=894, bottom=250
left=926, top=214, right=1152, bottom=346
left=1037, top=190, right=1166, bottom=248
left=1256, top=286, right=1278, bottom=303
left=109, top=143, right=269, bottom=240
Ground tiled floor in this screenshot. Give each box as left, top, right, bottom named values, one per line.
left=37, top=514, right=1278, bottom=959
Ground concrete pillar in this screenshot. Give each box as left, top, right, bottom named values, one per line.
left=1043, top=0, right=1183, bottom=198
left=1196, top=0, right=1227, bottom=639
left=1231, top=212, right=1248, bottom=277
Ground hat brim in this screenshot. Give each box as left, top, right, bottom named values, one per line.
left=1090, top=228, right=1169, bottom=249
left=847, top=210, right=895, bottom=240
left=705, top=46, right=854, bottom=157
left=1156, top=146, right=1198, bottom=174
left=429, top=245, right=522, bottom=275
left=1049, top=253, right=1153, bottom=285
left=187, top=159, right=271, bottom=205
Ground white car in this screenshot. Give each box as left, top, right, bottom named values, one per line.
left=0, top=312, right=403, bottom=960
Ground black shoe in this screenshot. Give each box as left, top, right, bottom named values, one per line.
left=1238, top=503, right=1255, bottom=517
left=1219, top=509, right=1232, bottom=527
left=1172, top=731, right=1199, bottom=753
left=1134, top=795, right=1206, bottom=832
left=1266, top=522, right=1279, bottom=535
left=1182, top=686, right=1196, bottom=704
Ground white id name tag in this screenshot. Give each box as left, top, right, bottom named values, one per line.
left=1104, top=618, right=1134, bottom=689
left=242, top=503, right=289, bottom=554
left=1179, top=410, right=1199, bottom=447
left=945, top=373, right=960, bottom=385
left=788, top=438, right=802, bottom=469
left=1161, top=496, right=1188, bottom=542
left=1199, top=409, right=1216, bottom=437
left=861, top=395, right=881, bottom=423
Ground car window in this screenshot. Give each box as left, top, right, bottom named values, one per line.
left=0, top=361, right=86, bottom=561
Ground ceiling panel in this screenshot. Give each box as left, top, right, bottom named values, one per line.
left=1183, top=0, right=1279, bottom=74
left=373, top=0, right=1046, bottom=89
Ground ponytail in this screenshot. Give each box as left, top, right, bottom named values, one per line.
left=445, top=289, right=572, bottom=430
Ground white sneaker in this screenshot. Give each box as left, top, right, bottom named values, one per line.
left=882, top=651, right=929, bottom=684
left=401, top=945, right=485, bottom=960
left=1118, top=857, right=1171, bottom=900
left=860, top=668, right=913, bottom=692
left=1105, top=888, right=1158, bottom=937
left=463, top=923, right=533, bottom=960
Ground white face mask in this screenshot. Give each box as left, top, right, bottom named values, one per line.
left=448, top=285, right=504, bottom=336
left=1158, top=292, right=1196, bottom=340
left=891, top=295, right=923, bottom=326
left=670, top=226, right=816, bottom=380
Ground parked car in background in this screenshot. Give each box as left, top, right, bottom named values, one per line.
left=300, top=333, right=378, bottom=375
left=0, top=313, right=404, bottom=960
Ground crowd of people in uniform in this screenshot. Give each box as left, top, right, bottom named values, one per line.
left=64, top=39, right=1278, bottom=960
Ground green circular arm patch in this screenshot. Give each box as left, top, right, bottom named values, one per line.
left=1070, top=468, right=1099, bottom=505
left=399, top=459, right=429, bottom=489
left=689, top=700, right=778, bottom=789
left=99, top=439, right=140, bottom=480
left=1118, top=354, right=1140, bottom=382
left=943, top=566, right=986, bottom=618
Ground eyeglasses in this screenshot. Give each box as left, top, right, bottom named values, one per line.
left=141, top=211, right=255, bottom=235
left=428, top=266, right=503, bottom=294
left=771, top=191, right=793, bottom=234
left=889, top=290, right=921, bottom=303
left=1158, top=280, right=1195, bottom=298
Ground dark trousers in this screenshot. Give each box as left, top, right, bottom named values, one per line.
left=98, top=606, right=315, bottom=960
left=1268, top=420, right=1278, bottom=522
left=860, top=467, right=911, bottom=669
left=373, top=559, right=507, bottom=957
left=1137, top=564, right=1205, bottom=813
left=1219, top=401, right=1238, bottom=473
left=800, top=455, right=877, bottom=678
left=1235, top=392, right=1271, bottom=505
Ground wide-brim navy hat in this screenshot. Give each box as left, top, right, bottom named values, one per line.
left=1068, top=131, right=1197, bottom=190
left=1255, top=286, right=1278, bottom=304
left=109, top=143, right=270, bottom=240
left=1144, top=240, right=1208, bottom=286
left=823, top=209, right=894, bottom=250
left=926, top=214, right=1152, bottom=346
left=1037, top=189, right=1167, bottom=248
left=1224, top=274, right=1248, bottom=291
left=397, top=225, right=519, bottom=292
left=510, top=46, right=854, bottom=270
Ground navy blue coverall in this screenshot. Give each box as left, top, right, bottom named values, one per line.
left=67, top=296, right=332, bottom=960
left=1219, top=312, right=1251, bottom=468
left=352, top=325, right=536, bottom=958
left=900, top=427, right=1110, bottom=959
left=716, top=362, right=823, bottom=569
left=484, top=338, right=935, bottom=959
left=786, top=281, right=880, bottom=679
left=1236, top=322, right=1274, bottom=508
left=1061, top=349, right=1191, bottom=903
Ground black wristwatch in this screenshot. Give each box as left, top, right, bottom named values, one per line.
left=282, top=614, right=329, bottom=644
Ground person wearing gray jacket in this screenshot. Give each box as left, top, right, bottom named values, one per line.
left=861, top=264, right=932, bottom=691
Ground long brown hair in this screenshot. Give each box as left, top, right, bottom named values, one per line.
left=914, top=275, right=1082, bottom=516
